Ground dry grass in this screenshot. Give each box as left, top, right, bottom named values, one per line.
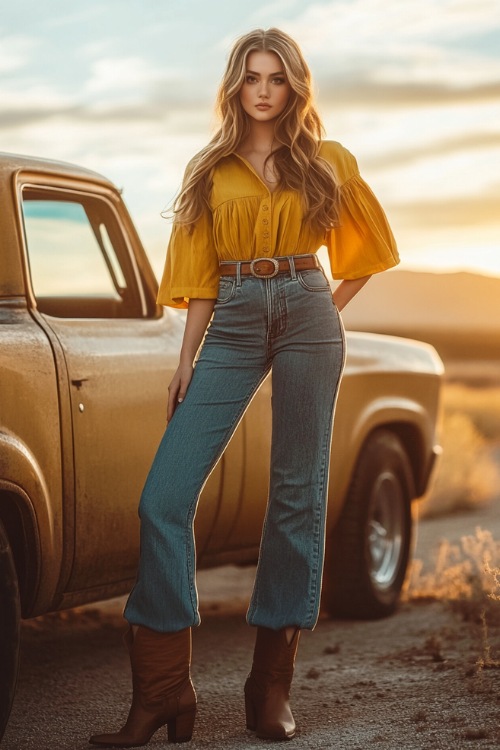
left=408, top=528, right=500, bottom=611
left=419, top=383, right=500, bottom=518
left=409, top=383, right=500, bottom=670
left=408, top=527, right=500, bottom=669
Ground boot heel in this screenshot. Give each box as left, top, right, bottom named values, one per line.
left=245, top=692, right=257, bottom=731
left=167, top=708, right=196, bottom=743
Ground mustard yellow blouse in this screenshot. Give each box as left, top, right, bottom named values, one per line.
left=157, top=140, right=399, bottom=308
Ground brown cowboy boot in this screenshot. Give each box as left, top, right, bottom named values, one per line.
left=89, top=625, right=196, bottom=747
left=244, top=627, right=300, bottom=741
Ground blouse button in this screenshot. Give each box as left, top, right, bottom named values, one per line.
left=262, top=246, right=270, bottom=252
left=263, top=231, right=270, bottom=239
left=262, top=205, right=269, bottom=211
left=262, top=218, right=269, bottom=225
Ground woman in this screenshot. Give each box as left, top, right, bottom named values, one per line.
left=90, top=27, right=399, bottom=747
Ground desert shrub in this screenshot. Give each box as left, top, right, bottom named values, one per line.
left=407, top=528, right=500, bottom=668
left=408, top=527, right=500, bottom=624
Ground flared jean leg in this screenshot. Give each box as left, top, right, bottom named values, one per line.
left=247, top=293, right=345, bottom=631
left=124, top=332, right=269, bottom=633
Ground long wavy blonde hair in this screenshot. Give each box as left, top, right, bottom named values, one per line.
left=172, top=28, right=340, bottom=232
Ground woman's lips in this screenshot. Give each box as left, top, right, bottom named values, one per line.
left=256, top=104, right=271, bottom=110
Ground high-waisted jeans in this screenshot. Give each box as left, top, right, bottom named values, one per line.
left=124, top=257, right=345, bottom=633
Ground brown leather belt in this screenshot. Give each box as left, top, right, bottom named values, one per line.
left=219, top=254, right=320, bottom=279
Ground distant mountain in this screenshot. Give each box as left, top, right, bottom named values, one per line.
left=340, top=270, right=500, bottom=364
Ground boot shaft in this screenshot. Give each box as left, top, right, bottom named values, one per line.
left=129, top=626, right=192, bottom=707
left=250, top=627, right=300, bottom=684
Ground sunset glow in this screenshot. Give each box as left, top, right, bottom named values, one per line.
left=1, top=0, right=499, bottom=279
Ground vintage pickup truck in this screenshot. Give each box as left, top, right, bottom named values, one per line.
left=0, top=152, right=443, bottom=738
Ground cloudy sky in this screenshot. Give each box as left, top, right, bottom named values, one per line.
left=2, top=0, right=499, bottom=279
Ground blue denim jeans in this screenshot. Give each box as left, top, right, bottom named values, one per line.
left=124, top=257, right=345, bottom=632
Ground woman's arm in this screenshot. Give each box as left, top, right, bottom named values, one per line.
left=167, top=298, right=216, bottom=421
left=332, top=275, right=371, bottom=312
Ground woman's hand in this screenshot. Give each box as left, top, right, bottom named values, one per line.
left=167, top=363, right=194, bottom=421
left=333, top=275, right=372, bottom=311
left=166, top=297, right=217, bottom=422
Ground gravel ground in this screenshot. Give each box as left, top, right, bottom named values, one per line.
left=3, top=502, right=500, bottom=750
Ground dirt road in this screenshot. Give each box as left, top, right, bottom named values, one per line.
left=3, top=503, right=500, bottom=750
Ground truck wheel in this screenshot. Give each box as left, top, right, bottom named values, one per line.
left=0, top=520, right=20, bottom=741
left=322, top=429, right=414, bottom=619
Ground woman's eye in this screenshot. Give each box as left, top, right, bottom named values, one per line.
left=246, top=75, right=257, bottom=83
left=272, top=77, right=286, bottom=85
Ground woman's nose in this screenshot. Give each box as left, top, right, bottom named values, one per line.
left=258, top=82, right=270, bottom=98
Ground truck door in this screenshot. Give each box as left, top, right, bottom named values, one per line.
left=19, top=180, right=226, bottom=594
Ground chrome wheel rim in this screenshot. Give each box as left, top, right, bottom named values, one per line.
left=367, top=471, right=405, bottom=590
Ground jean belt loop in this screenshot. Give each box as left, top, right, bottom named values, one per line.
left=288, top=255, right=297, bottom=280
left=236, top=262, right=242, bottom=287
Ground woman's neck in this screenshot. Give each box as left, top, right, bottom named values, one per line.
left=239, top=121, right=277, bottom=156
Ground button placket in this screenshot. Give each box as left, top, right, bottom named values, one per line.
left=260, top=200, right=271, bottom=254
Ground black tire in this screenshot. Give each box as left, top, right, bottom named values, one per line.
left=0, top=520, right=20, bottom=742
left=322, top=429, right=415, bottom=619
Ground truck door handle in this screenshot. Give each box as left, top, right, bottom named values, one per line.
left=71, top=378, right=90, bottom=389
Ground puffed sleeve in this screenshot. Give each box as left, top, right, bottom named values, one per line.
left=325, top=146, right=399, bottom=280
left=156, top=160, right=220, bottom=308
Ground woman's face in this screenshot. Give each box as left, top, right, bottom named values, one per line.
left=239, top=50, right=291, bottom=124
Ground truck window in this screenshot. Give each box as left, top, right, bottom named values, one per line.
left=21, top=190, right=144, bottom=318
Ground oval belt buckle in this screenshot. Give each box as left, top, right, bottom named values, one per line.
left=250, top=257, right=280, bottom=278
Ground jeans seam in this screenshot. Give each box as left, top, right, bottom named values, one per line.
left=305, top=407, right=335, bottom=627
left=306, top=316, right=346, bottom=628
